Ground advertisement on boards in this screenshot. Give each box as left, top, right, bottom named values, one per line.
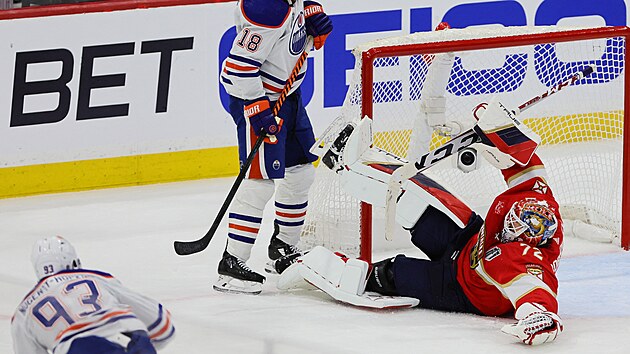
left=0, top=0, right=627, bottom=195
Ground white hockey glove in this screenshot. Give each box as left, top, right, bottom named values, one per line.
left=501, top=303, right=563, bottom=345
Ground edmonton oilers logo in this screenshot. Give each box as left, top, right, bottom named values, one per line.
left=273, top=160, right=281, bottom=170
left=289, top=12, right=307, bottom=55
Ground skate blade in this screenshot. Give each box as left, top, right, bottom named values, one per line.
left=213, top=275, right=262, bottom=295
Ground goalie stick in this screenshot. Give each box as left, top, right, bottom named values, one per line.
left=173, top=38, right=313, bottom=256
left=383, top=65, right=596, bottom=241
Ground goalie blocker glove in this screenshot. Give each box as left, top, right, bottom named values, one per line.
left=304, top=1, right=333, bottom=50
left=501, top=302, right=563, bottom=345
left=244, top=97, right=283, bottom=143
left=321, top=123, right=355, bottom=172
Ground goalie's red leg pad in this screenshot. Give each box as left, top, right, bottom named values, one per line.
left=369, top=164, right=474, bottom=226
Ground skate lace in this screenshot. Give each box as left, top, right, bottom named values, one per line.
left=272, top=236, right=302, bottom=256
left=287, top=244, right=301, bottom=254
left=236, top=258, right=254, bottom=272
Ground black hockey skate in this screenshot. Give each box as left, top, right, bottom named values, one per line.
left=271, top=252, right=303, bottom=275
left=321, top=123, right=355, bottom=173
left=213, top=251, right=266, bottom=295
left=265, top=224, right=304, bottom=274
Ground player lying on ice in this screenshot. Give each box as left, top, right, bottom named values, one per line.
left=11, top=236, right=175, bottom=354
left=278, top=98, right=564, bottom=346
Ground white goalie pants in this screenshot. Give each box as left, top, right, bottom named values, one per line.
left=226, top=163, right=315, bottom=260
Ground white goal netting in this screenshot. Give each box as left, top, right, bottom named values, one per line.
left=300, top=25, right=628, bottom=258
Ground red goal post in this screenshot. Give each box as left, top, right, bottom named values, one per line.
left=301, top=25, right=630, bottom=263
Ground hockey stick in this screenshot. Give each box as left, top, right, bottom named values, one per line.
left=383, top=65, right=595, bottom=241
left=174, top=38, right=313, bottom=256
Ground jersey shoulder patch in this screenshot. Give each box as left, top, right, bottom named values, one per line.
left=241, top=0, right=291, bottom=28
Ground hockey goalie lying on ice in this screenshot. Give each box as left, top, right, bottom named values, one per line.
left=278, top=99, right=564, bottom=346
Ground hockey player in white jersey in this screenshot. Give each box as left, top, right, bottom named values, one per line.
left=216, top=0, right=333, bottom=294
left=11, top=236, right=175, bottom=354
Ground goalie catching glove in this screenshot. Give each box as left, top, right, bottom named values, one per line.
left=501, top=302, right=563, bottom=345
left=472, top=98, right=541, bottom=169
left=244, top=97, right=283, bottom=143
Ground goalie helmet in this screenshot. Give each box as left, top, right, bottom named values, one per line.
left=31, top=236, right=82, bottom=280
left=501, top=199, right=558, bottom=247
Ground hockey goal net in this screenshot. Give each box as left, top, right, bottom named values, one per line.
left=300, top=25, right=630, bottom=262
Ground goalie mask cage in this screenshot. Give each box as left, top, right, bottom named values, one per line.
left=300, top=26, right=630, bottom=263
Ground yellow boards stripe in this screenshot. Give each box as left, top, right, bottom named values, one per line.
left=370, top=111, right=623, bottom=159
left=0, top=146, right=239, bottom=199
left=3, top=111, right=621, bottom=199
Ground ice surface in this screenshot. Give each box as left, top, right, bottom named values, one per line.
left=1, top=177, right=629, bottom=353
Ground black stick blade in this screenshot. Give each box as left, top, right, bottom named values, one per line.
left=173, top=239, right=209, bottom=256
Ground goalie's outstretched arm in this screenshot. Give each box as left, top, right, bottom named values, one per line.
left=500, top=153, right=548, bottom=188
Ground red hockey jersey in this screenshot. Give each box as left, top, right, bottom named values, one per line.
left=456, top=154, right=563, bottom=316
